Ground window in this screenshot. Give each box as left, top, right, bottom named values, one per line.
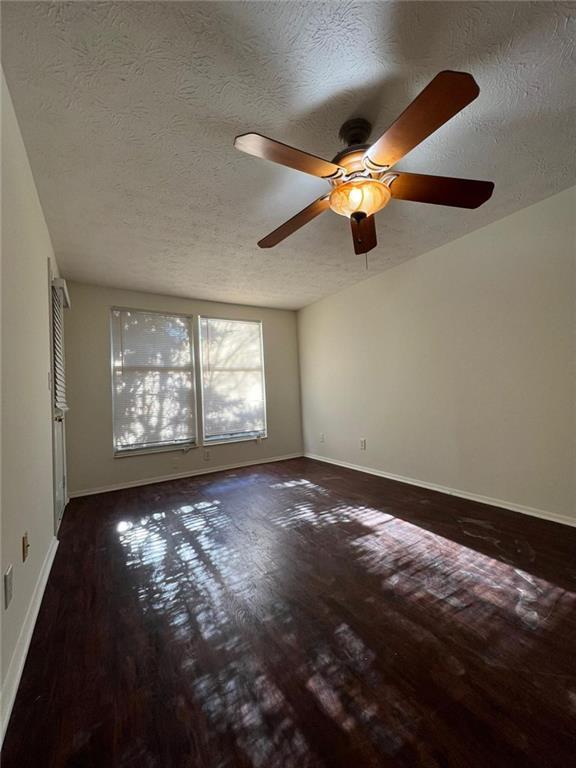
left=111, top=309, right=196, bottom=453
left=199, top=317, right=266, bottom=443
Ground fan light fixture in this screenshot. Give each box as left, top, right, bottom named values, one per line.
left=233, top=71, right=495, bottom=256
left=329, top=179, right=391, bottom=218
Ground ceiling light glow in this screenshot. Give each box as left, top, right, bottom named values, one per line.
left=329, top=179, right=391, bottom=218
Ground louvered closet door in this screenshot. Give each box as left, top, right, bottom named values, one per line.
left=51, top=284, right=67, bottom=532
left=52, top=285, right=68, bottom=411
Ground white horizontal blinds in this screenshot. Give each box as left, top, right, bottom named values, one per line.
left=111, top=309, right=196, bottom=452
left=52, top=285, right=68, bottom=411
left=200, top=317, right=266, bottom=441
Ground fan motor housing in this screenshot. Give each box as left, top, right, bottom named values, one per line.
left=332, top=119, right=375, bottom=178
left=338, top=118, right=372, bottom=147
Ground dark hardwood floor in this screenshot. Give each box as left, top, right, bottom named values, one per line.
left=3, top=458, right=576, bottom=767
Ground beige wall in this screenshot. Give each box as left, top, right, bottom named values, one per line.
left=1, top=72, right=58, bottom=725
left=64, top=283, right=303, bottom=494
left=299, top=187, right=576, bottom=523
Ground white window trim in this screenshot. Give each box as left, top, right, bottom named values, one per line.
left=114, top=442, right=199, bottom=458
left=110, top=306, right=198, bottom=457
left=203, top=434, right=268, bottom=447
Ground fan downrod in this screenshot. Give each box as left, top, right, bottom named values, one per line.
left=338, top=118, right=372, bottom=147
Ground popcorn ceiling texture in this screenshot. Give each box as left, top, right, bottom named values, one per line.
left=2, top=1, right=575, bottom=309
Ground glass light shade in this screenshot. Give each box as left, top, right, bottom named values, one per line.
left=329, top=179, right=391, bottom=218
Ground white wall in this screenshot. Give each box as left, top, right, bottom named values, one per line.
left=64, top=282, right=303, bottom=495
left=299, top=187, right=576, bottom=524
left=1, top=72, right=59, bottom=734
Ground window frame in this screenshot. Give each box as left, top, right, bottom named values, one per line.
left=109, top=306, right=199, bottom=457
left=198, top=315, right=268, bottom=446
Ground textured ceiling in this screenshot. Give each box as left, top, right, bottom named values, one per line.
left=2, top=1, right=576, bottom=309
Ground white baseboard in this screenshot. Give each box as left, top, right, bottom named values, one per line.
left=305, top=453, right=576, bottom=528
left=1, top=536, right=59, bottom=743
left=69, top=453, right=304, bottom=498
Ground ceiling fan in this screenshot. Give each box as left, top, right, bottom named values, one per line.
left=234, top=71, right=494, bottom=256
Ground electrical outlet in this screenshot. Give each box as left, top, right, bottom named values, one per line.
left=203, top=449, right=211, bottom=461
left=360, top=438, right=367, bottom=451
left=320, top=433, right=325, bottom=443
left=4, top=565, right=13, bottom=609
left=22, top=532, right=30, bottom=562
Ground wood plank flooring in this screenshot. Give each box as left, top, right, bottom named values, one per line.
left=3, top=458, right=576, bottom=767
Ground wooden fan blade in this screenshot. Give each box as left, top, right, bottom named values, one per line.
left=258, top=195, right=330, bottom=248
left=364, top=71, right=480, bottom=171
left=235, top=133, right=344, bottom=179
left=350, top=214, right=377, bottom=255
left=389, top=172, right=494, bottom=208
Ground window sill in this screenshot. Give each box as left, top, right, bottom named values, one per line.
left=203, top=435, right=268, bottom=447
left=114, top=442, right=198, bottom=458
